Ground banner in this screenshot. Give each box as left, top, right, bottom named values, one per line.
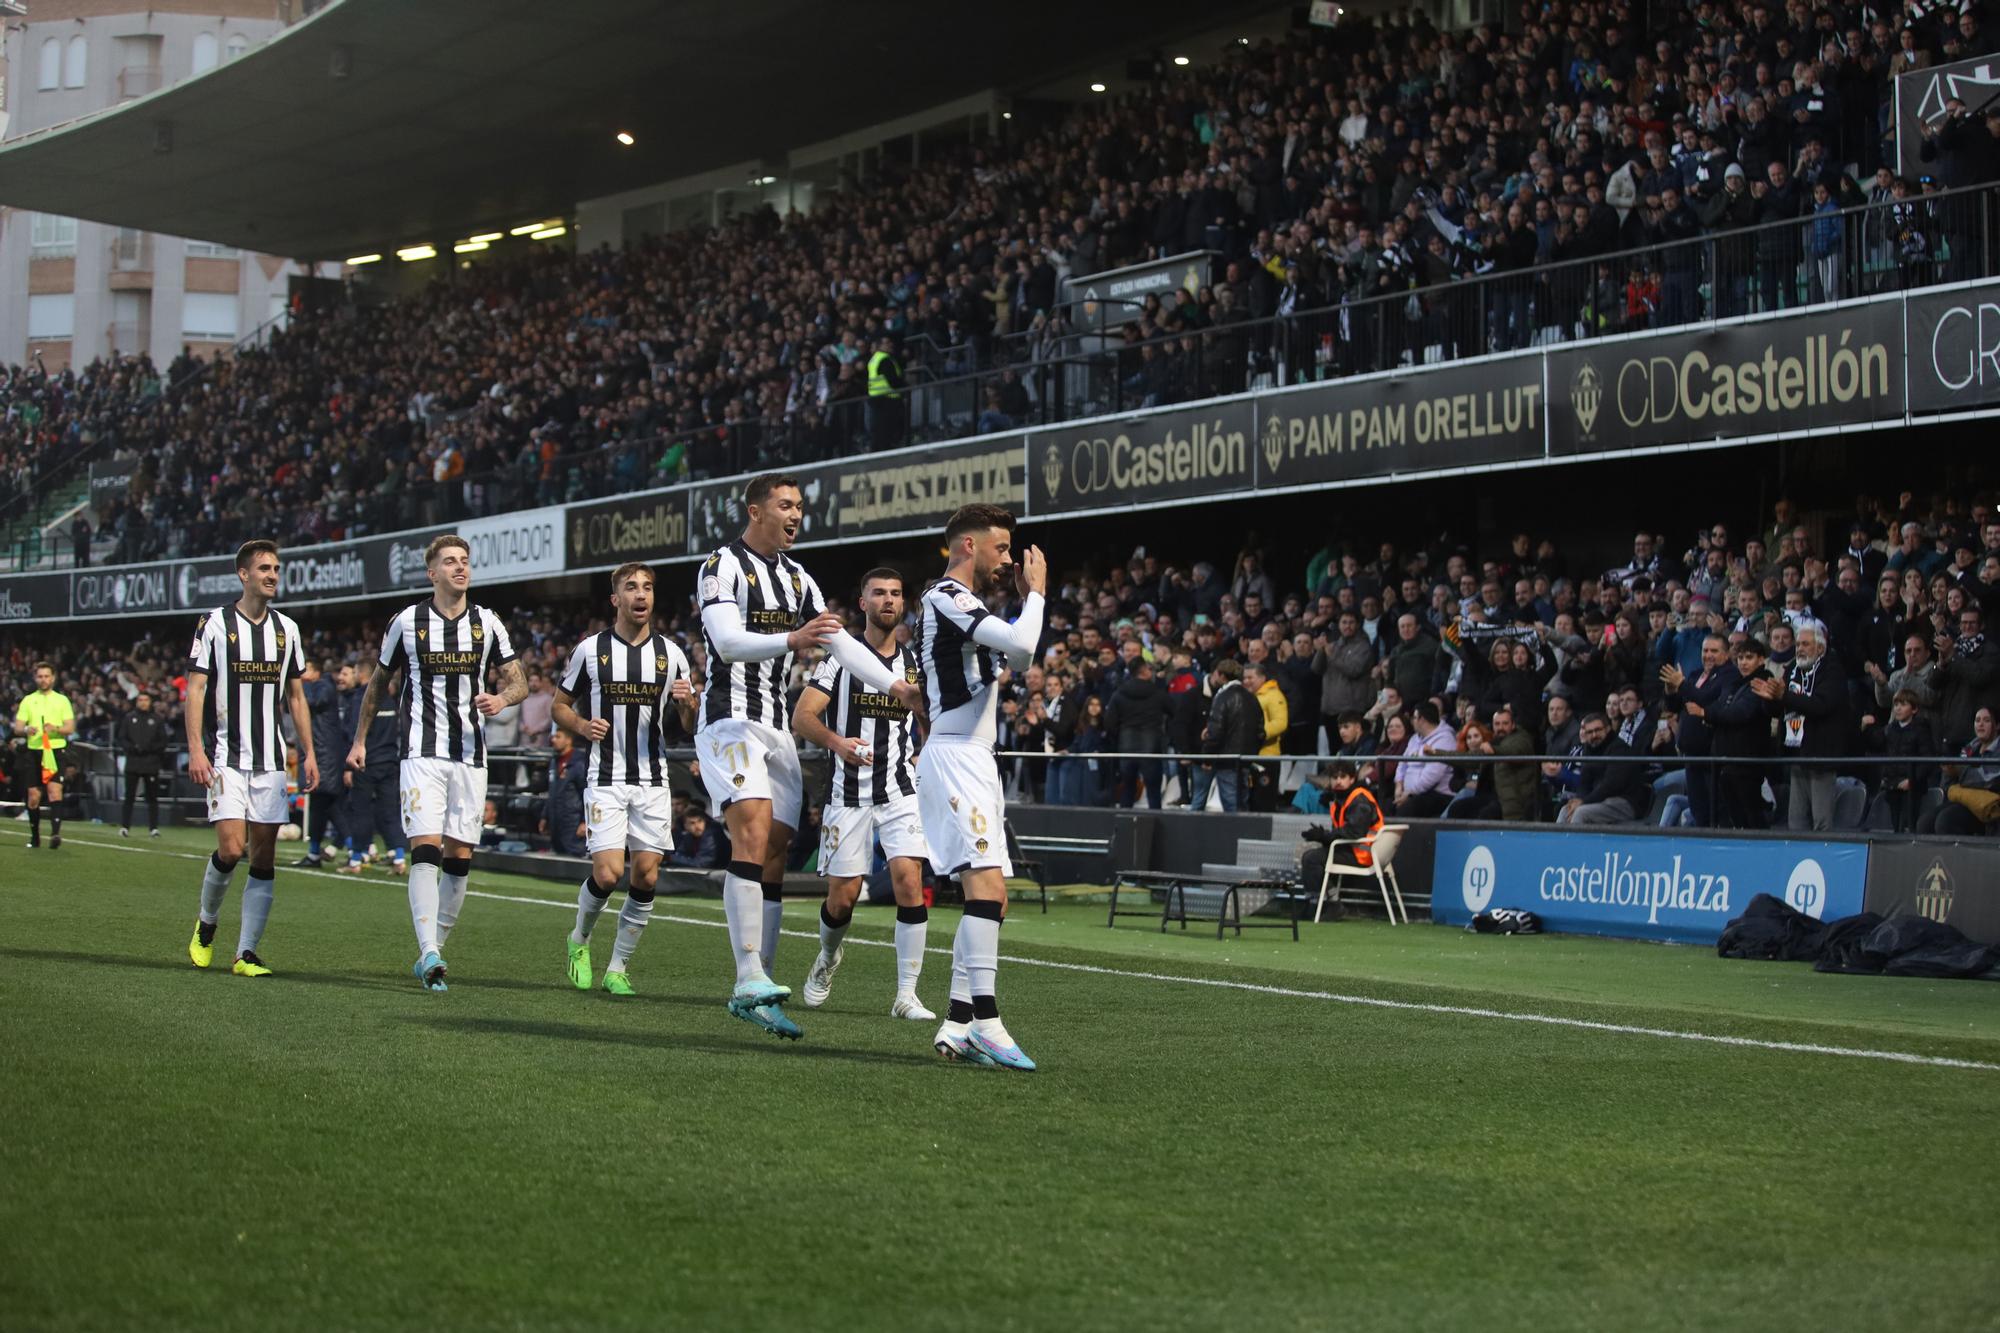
left=458, top=506, right=563, bottom=581
left=361, top=530, right=442, bottom=596
left=1906, top=280, right=2000, bottom=414
left=0, top=572, right=70, bottom=622
left=1064, top=251, right=1218, bottom=332
left=70, top=566, right=174, bottom=618
left=1863, top=840, right=2000, bottom=945
left=565, top=493, right=692, bottom=571
left=88, top=454, right=139, bottom=515
left=1432, top=829, right=1870, bottom=944
left=685, top=477, right=840, bottom=557
left=830, top=436, right=1023, bottom=537
left=173, top=557, right=239, bottom=611
left=1895, top=56, right=2000, bottom=183
left=1029, top=398, right=1255, bottom=516
left=1545, top=302, right=1905, bottom=455
left=1255, top=356, right=1544, bottom=488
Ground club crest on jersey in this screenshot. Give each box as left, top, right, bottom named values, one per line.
left=275, top=632, right=286, bottom=649
left=975, top=838, right=989, bottom=854
left=905, top=664, right=920, bottom=683
left=731, top=772, right=745, bottom=787
left=472, top=624, right=484, bottom=640
left=790, top=571, right=802, bottom=597
left=656, top=656, right=669, bottom=672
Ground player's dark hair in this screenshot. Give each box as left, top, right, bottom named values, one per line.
left=610, top=562, right=654, bottom=591
left=424, top=534, right=469, bottom=567
left=32, top=660, right=54, bottom=675
left=743, top=474, right=799, bottom=511
left=944, top=504, right=1016, bottom=547
left=235, top=539, right=279, bottom=570
left=859, top=567, right=904, bottom=596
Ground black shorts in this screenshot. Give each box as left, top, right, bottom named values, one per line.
left=12, top=751, right=51, bottom=793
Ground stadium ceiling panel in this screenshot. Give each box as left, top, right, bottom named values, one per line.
left=0, top=0, right=1269, bottom=261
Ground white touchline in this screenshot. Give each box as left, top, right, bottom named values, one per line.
left=60, top=831, right=2000, bottom=1073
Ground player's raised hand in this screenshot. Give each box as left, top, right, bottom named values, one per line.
left=1018, top=545, right=1048, bottom=596
left=889, top=679, right=926, bottom=719
left=787, top=611, right=843, bottom=652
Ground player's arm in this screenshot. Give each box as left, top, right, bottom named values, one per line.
left=183, top=671, right=212, bottom=787
left=286, top=677, right=319, bottom=790
left=551, top=687, right=609, bottom=743
left=52, top=700, right=75, bottom=738
left=346, top=662, right=396, bottom=771
left=477, top=658, right=529, bottom=716
left=700, top=599, right=838, bottom=663
left=667, top=664, right=697, bottom=734
left=11, top=699, right=26, bottom=737
left=791, top=677, right=867, bottom=764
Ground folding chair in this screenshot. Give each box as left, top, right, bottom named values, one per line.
left=1316, top=823, right=1408, bottom=924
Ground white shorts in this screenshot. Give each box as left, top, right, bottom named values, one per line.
left=205, top=766, right=290, bottom=825
left=400, top=757, right=488, bottom=845
left=821, top=794, right=930, bottom=879
left=914, top=742, right=1012, bottom=877
left=694, top=717, right=803, bottom=827
left=585, top=783, right=674, bottom=856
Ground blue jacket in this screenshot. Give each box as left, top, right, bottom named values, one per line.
left=303, top=676, right=349, bottom=792
left=545, top=748, right=588, bottom=855
left=1653, top=625, right=1706, bottom=680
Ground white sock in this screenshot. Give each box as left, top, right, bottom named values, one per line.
left=948, top=927, right=972, bottom=1010
left=721, top=872, right=766, bottom=984
left=958, top=911, right=1000, bottom=1003
left=237, top=873, right=274, bottom=958
left=760, top=894, right=783, bottom=976
left=818, top=903, right=850, bottom=960
left=408, top=861, right=441, bottom=956
left=894, top=907, right=928, bottom=994
left=199, top=855, right=234, bottom=924
left=609, top=891, right=653, bottom=972
left=572, top=877, right=611, bottom=945
left=437, top=872, right=469, bottom=945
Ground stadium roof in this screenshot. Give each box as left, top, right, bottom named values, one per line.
left=0, top=0, right=1269, bottom=262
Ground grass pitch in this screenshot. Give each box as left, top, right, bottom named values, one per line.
left=3, top=824, right=1998, bottom=1332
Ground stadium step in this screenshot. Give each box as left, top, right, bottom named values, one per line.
left=1232, top=838, right=1301, bottom=878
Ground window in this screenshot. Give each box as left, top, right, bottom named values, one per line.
left=38, top=37, right=60, bottom=90
left=180, top=292, right=239, bottom=341
left=28, top=294, right=75, bottom=341
left=64, top=35, right=87, bottom=89
left=185, top=240, right=239, bottom=258
left=224, top=33, right=249, bottom=61
left=30, top=213, right=77, bottom=258
left=191, top=32, right=218, bottom=74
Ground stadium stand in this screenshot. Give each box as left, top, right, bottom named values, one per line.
left=11, top=494, right=1999, bottom=839
left=7, top=0, right=1999, bottom=567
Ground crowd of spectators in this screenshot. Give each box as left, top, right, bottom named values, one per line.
left=10, top=0, right=2000, bottom=565
left=8, top=488, right=2000, bottom=841
left=990, top=493, right=2000, bottom=838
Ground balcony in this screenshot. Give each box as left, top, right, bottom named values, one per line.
left=116, top=64, right=162, bottom=101
left=107, top=231, right=152, bottom=290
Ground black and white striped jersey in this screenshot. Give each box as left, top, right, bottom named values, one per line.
left=697, top=541, right=827, bottom=729
left=188, top=604, right=305, bottom=773
left=377, top=600, right=516, bottom=765
left=804, top=642, right=922, bottom=807
left=559, top=629, right=692, bottom=788
left=916, top=578, right=1045, bottom=746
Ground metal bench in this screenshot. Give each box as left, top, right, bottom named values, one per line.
left=1009, top=827, right=1113, bottom=912
left=1108, top=869, right=1309, bottom=940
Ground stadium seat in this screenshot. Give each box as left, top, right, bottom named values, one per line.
left=1316, top=824, right=1408, bottom=925
left=1831, top=777, right=1868, bottom=831
left=1863, top=790, right=1894, bottom=832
